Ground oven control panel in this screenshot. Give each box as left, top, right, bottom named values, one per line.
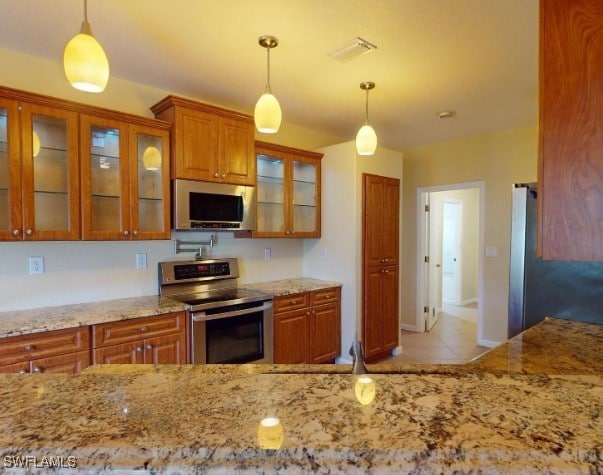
left=174, top=262, right=231, bottom=280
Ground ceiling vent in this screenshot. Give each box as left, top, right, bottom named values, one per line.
left=329, top=37, right=377, bottom=62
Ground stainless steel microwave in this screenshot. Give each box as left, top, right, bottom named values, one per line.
left=172, top=179, right=256, bottom=231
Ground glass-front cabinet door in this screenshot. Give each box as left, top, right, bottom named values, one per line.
left=129, top=124, right=170, bottom=239
left=254, top=142, right=322, bottom=238
left=80, top=115, right=129, bottom=240
left=0, top=98, right=21, bottom=240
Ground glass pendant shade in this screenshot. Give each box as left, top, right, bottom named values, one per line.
left=254, top=93, right=282, bottom=134
left=142, top=146, right=162, bottom=171
left=32, top=131, right=41, bottom=157
left=64, top=30, right=109, bottom=93
left=356, top=124, right=378, bottom=155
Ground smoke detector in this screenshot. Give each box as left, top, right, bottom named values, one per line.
left=329, top=37, right=377, bottom=62
left=438, top=110, right=457, bottom=119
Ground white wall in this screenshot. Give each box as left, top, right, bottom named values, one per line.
left=303, top=141, right=403, bottom=362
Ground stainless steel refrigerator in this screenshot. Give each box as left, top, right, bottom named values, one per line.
left=508, top=183, right=603, bottom=338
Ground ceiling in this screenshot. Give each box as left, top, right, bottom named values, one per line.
left=0, top=0, right=538, bottom=150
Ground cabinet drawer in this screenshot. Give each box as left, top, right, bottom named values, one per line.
left=0, top=327, right=90, bottom=366
left=30, top=350, right=90, bottom=374
left=274, top=293, right=309, bottom=313
left=310, top=287, right=340, bottom=306
left=92, top=312, right=185, bottom=348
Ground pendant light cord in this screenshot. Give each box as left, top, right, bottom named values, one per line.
left=265, top=48, right=272, bottom=94
left=84, top=0, right=88, bottom=22
left=365, top=89, right=370, bottom=125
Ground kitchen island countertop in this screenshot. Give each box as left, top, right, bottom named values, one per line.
left=0, top=317, right=601, bottom=473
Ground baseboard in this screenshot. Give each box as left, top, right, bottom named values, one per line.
left=477, top=337, right=500, bottom=348
left=460, top=298, right=478, bottom=306
left=391, top=345, right=403, bottom=356
left=335, top=355, right=352, bottom=364
left=400, top=323, right=420, bottom=332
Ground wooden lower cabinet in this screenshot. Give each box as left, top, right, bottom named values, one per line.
left=91, top=312, right=187, bottom=365
left=0, top=327, right=90, bottom=374
left=274, top=287, right=341, bottom=364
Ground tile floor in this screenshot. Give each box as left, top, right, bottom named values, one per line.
left=378, top=302, right=490, bottom=365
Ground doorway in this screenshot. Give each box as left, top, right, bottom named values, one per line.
left=416, top=181, right=485, bottom=344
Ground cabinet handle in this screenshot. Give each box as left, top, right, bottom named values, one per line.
left=384, top=269, right=390, bottom=274
left=291, top=300, right=297, bottom=304
left=132, top=230, right=138, bottom=236
left=123, top=230, right=129, bottom=236
left=24, top=345, right=33, bottom=352
left=312, top=310, right=316, bottom=315
left=221, top=174, right=226, bottom=178
left=214, top=173, right=220, bottom=178
left=33, top=366, right=42, bottom=373
left=145, top=344, right=153, bottom=351
left=136, top=347, right=142, bottom=352
left=18, top=369, right=27, bottom=374
left=140, top=326, right=148, bottom=333
left=25, top=229, right=33, bottom=235
left=384, top=258, right=389, bottom=263
left=12, top=229, right=20, bottom=236
left=306, top=311, right=311, bottom=315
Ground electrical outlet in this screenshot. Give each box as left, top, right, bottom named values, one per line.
left=29, top=256, right=44, bottom=275
left=136, top=253, right=147, bottom=269
left=264, top=248, right=271, bottom=260
left=319, top=249, right=328, bottom=260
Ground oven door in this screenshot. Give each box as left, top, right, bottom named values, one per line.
left=191, top=301, right=273, bottom=364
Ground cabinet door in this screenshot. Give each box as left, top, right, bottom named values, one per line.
left=363, top=174, right=385, bottom=267
left=381, top=266, right=400, bottom=351
left=93, top=341, right=144, bottom=364
left=30, top=350, right=90, bottom=374
left=539, top=0, right=603, bottom=261
left=144, top=333, right=186, bottom=364
left=363, top=267, right=385, bottom=359
left=291, top=158, right=320, bottom=237
left=174, top=107, right=219, bottom=181
left=256, top=150, right=287, bottom=236
left=308, top=302, right=340, bottom=363
left=381, top=178, right=400, bottom=265
left=129, top=124, right=170, bottom=239
left=80, top=114, right=130, bottom=240
left=0, top=97, right=22, bottom=240
left=20, top=103, right=80, bottom=240
left=0, top=361, right=30, bottom=374
left=219, top=116, right=255, bottom=185
left=274, top=309, right=308, bottom=364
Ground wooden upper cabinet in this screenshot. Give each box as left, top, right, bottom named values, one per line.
left=80, top=115, right=171, bottom=240
left=363, top=174, right=400, bottom=267
left=0, top=94, right=79, bottom=241
left=539, top=0, right=603, bottom=261
left=254, top=141, right=322, bottom=238
left=151, top=96, right=255, bottom=186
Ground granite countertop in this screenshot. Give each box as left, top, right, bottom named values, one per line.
left=0, top=317, right=601, bottom=473
left=242, top=277, right=342, bottom=296
left=0, top=296, right=187, bottom=339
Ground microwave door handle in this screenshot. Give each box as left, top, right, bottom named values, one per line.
left=192, top=302, right=273, bottom=322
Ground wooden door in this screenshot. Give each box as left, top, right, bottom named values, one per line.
left=308, top=303, right=340, bottom=363
left=144, top=333, right=186, bottom=364
left=0, top=97, right=22, bottom=240
left=80, top=114, right=130, bottom=240
left=93, top=341, right=144, bottom=364
left=363, top=174, right=385, bottom=267
left=539, top=0, right=603, bottom=261
left=174, top=107, right=219, bottom=181
left=31, top=350, right=90, bottom=374
left=274, top=309, right=308, bottom=363
left=381, top=177, right=400, bottom=265
left=381, top=266, right=400, bottom=351
left=129, top=124, right=171, bottom=240
left=219, top=116, right=255, bottom=185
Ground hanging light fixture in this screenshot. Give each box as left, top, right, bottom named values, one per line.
left=355, top=81, right=378, bottom=156
left=254, top=35, right=282, bottom=134
left=63, top=0, right=109, bottom=93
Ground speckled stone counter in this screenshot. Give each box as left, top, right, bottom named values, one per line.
left=0, top=296, right=186, bottom=339
left=242, top=277, right=342, bottom=296
left=0, top=318, right=601, bottom=473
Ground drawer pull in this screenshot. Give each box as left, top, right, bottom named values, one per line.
left=18, top=369, right=27, bottom=374
left=136, top=347, right=142, bottom=353
left=33, top=366, right=42, bottom=373
left=291, top=300, right=297, bottom=305
left=145, top=344, right=153, bottom=351
left=140, top=326, right=148, bottom=333
left=24, top=345, right=34, bottom=352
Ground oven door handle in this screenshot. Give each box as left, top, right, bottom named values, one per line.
left=192, top=302, right=273, bottom=322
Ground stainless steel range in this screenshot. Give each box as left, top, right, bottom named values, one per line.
left=159, top=258, right=273, bottom=364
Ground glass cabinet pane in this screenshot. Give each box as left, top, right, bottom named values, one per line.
left=32, top=114, right=69, bottom=231
left=90, top=126, right=122, bottom=232
left=136, top=133, right=165, bottom=232
left=292, top=160, right=317, bottom=233
left=257, top=154, right=285, bottom=233
left=0, top=109, right=9, bottom=231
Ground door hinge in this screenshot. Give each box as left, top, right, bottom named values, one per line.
left=432, top=307, right=436, bottom=317
left=424, top=255, right=429, bottom=263
left=423, top=306, right=429, bottom=313
left=425, top=204, right=430, bottom=212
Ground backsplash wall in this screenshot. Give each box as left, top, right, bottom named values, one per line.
left=0, top=233, right=303, bottom=312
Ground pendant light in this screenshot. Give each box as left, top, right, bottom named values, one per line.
left=254, top=35, right=282, bottom=134
left=63, top=0, right=109, bottom=93
left=355, top=81, right=378, bottom=156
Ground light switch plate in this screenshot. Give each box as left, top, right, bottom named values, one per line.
left=136, top=253, right=147, bottom=269
left=264, top=248, right=271, bottom=260
left=29, top=256, right=44, bottom=275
